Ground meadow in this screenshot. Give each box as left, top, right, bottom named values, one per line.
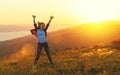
left=0, top=21, right=120, bottom=75
left=0, top=40, right=120, bottom=75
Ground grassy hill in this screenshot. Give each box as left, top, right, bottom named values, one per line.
left=0, top=35, right=37, bottom=58
left=0, top=20, right=120, bottom=57
left=48, top=20, right=120, bottom=49
left=0, top=41, right=120, bottom=75
left=0, top=20, right=120, bottom=75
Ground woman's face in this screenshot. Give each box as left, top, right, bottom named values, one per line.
left=40, top=23, right=45, bottom=29
left=38, top=22, right=45, bottom=29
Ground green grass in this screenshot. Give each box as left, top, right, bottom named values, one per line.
left=0, top=44, right=120, bottom=75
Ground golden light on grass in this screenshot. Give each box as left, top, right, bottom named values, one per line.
left=20, top=47, right=30, bottom=56
left=97, top=48, right=114, bottom=56
left=7, top=44, right=34, bottom=61
left=2, top=44, right=34, bottom=65
left=19, top=44, right=34, bottom=57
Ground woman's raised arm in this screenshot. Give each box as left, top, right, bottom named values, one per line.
left=32, top=15, right=37, bottom=30
left=45, top=16, right=54, bottom=30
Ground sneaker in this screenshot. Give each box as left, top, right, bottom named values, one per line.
left=32, top=65, right=36, bottom=70
left=50, top=63, right=55, bottom=67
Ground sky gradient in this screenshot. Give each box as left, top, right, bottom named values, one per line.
left=0, top=0, right=120, bottom=30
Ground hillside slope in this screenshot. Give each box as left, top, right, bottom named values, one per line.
left=48, top=20, right=120, bottom=49
left=0, top=41, right=120, bottom=75
left=0, top=20, right=120, bottom=58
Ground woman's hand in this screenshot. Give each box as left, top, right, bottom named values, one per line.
left=32, top=15, right=36, bottom=19
left=50, top=16, right=54, bottom=19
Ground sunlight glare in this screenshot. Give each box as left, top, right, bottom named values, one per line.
left=77, top=0, right=120, bottom=22
left=81, top=23, right=114, bottom=39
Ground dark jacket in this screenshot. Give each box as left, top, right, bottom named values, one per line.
left=31, top=23, right=50, bottom=37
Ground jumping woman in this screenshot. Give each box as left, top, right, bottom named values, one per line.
left=31, top=15, right=54, bottom=69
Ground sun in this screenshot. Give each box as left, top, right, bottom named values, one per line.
left=83, top=7, right=116, bottom=22
left=84, top=0, right=117, bottom=22
left=75, top=0, right=119, bottom=23
left=81, top=23, right=114, bottom=40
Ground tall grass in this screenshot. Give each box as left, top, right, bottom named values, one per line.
left=0, top=45, right=120, bottom=75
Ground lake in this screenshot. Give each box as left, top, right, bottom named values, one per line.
left=0, top=31, right=31, bottom=41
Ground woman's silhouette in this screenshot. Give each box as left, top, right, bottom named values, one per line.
left=31, top=15, right=54, bottom=69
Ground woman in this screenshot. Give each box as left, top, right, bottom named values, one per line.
left=32, top=15, right=54, bottom=69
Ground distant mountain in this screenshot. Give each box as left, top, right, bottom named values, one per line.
left=0, top=20, right=120, bottom=58
left=48, top=20, right=120, bottom=49
left=0, top=25, right=32, bottom=32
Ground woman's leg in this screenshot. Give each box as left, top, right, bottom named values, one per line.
left=43, top=42, right=53, bottom=64
left=34, top=43, right=42, bottom=66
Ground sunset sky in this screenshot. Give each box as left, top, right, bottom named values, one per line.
left=0, top=0, right=120, bottom=30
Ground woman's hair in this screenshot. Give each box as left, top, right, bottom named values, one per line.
left=38, top=22, right=45, bottom=28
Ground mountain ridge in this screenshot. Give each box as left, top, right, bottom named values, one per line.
left=0, top=20, right=120, bottom=58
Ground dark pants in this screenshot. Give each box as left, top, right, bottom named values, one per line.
left=34, top=42, right=53, bottom=65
